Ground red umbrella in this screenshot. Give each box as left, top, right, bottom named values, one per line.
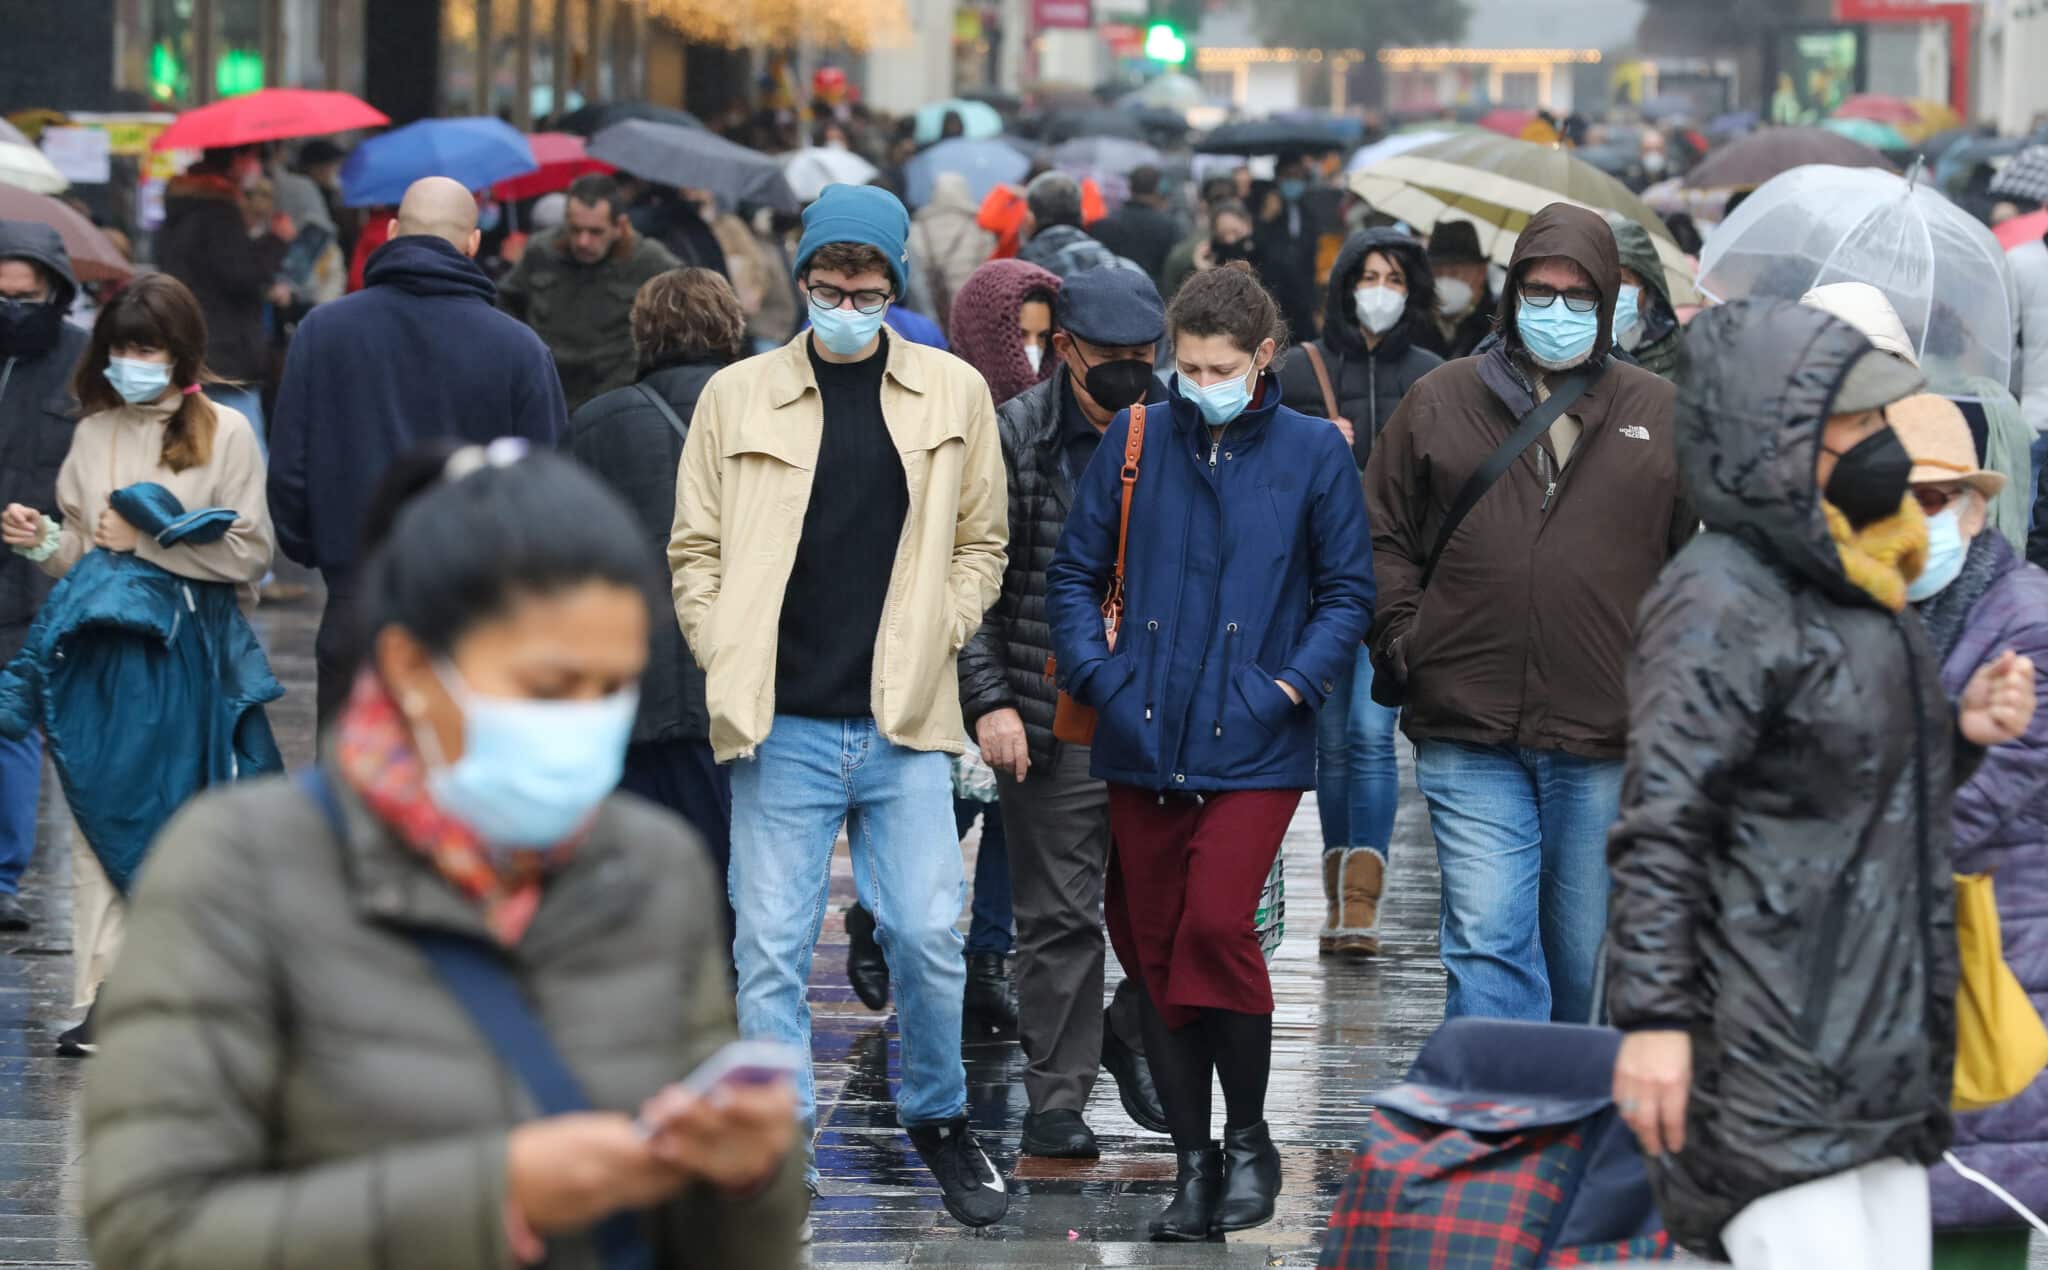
left=1833, top=93, right=1921, bottom=126
left=1478, top=108, right=1537, bottom=138
left=491, top=132, right=613, bottom=201
left=1996, top=207, right=2048, bottom=251
left=0, top=185, right=132, bottom=283
left=151, top=88, right=388, bottom=153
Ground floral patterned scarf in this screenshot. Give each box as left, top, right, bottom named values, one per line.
left=334, top=670, right=578, bottom=945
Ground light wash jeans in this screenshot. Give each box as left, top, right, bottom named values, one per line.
left=1413, top=740, right=1623, bottom=1024
left=1315, top=643, right=1401, bottom=857
left=729, top=715, right=967, bottom=1185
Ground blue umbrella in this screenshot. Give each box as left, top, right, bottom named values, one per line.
left=341, top=117, right=536, bottom=207
left=913, top=99, right=1005, bottom=147
left=904, top=137, right=1028, bottom=209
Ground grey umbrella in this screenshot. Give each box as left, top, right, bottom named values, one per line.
left=588, top=119, right=799, bottom=213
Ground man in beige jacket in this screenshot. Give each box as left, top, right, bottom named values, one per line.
left=669, top=183, right=1009, bottom=1230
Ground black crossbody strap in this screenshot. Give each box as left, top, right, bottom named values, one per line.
left=634, top=384, right=689, bottom=442
left=1419, top=368, right=1597, bottom=590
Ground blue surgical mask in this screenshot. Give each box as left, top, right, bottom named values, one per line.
left=1278, top=179, right=1307, bottom=202
left=1907, top=506, right=1968, bottom=603
left=419, top=662, right=640, bottom=849
left=105, top=357, right=174, bottom=405
left=1178, top=368, right=1255, bottom=426
left=1516, top=298, right=1601, bottom=368
left=1613, top=284, right=1642, bottom=351
left=810, top=299, right=887, bottom=357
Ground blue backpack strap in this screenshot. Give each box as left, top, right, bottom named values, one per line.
left=297, top=769, right=654, bottom=1270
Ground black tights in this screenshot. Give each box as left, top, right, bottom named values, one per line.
left=1140, top=999, right=1274, bottom=1152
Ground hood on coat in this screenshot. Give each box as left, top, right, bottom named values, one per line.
left=1322, top=227, right=1437, bottom=359
left=1497, top=203, right=1621, bottom=364
left=363, top=234, right=498, bottom=303
left=949, top=258, right=1061, bottom=407
left=1677, top=298, right=1903, bottom=609
left=920, top=171, right=980, bottom=218
left=0, top=219, right=78, bottom=312
left=1603, top=212, right=1670, bottom=308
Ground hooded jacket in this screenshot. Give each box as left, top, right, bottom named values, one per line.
left=498, top=223, right=679, bottom=409
left=1277, top=229, right=1444, bottom=468
left=1606, top=300, right=1961, bottom=1257
left=909, top=173, right=997, bottom=336
left=269, top=236, right=568, bottom=581
left=1364, top=203, right=1693, bottom=760
left=1603, top=213, right=1680, bottom=380
left=153, top=173, right=291, bottom=382
left=0, top=221, right=88, bottom=662
left=1046, top=378, right=1374, bottom=792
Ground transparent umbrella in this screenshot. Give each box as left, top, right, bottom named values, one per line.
left=1698, top=163, right=2018, bottom=393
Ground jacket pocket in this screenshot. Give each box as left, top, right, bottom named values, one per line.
left=723, top=411, right=817, bottom=470
left=1230, top=662, right=1297, bottom=738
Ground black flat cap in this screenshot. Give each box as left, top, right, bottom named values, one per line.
left=1056, top=265, right=1165, bottom=349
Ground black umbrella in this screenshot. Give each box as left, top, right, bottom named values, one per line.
left=1683, top=126, right=1896, bottom=190
left=1196, top=118, right=1347, bottom=158
left=588, top=119, right=799, bottom=212
left=1041, top=108, right=1145, bottom=144
left=555, top=100, right=704, bottom=138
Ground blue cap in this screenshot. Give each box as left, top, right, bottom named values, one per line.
left=1055, top=266, right=1164, bottom=349
left=794, top=184, right=911, bottom=296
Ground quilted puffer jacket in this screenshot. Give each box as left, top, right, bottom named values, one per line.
left=1604, top=300, right=1961, bottom=1258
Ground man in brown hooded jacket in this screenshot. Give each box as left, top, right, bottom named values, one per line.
left=1364, top=202, right=1695, bottom=1024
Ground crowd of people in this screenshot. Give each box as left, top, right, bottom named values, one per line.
left=1, top=100, right=2047, bottom=1270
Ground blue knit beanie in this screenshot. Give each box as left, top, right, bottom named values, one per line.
left=794, top=184, right=912, bottom=295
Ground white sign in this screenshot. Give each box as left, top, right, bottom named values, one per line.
left=40, top=127, right=112, bottom=185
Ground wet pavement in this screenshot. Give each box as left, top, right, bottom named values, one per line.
left=1, top=584, right=2040, bottom=1267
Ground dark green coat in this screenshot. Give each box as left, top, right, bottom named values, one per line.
left=1604, top=212, right=1681, bottom=381
left=500, top=226, right=679, bottom=410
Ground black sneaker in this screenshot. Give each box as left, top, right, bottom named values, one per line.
left=905, top=1117, right=1008, bottom=1228
left=56, top=1001, right=96, bottom=1059
left=0, top=894, right=30, bottom=932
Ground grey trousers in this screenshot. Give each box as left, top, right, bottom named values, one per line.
left=999, top=742, right=1147, bottom=1114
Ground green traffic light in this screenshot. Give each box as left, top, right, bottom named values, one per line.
left=1144, top=22, right=1188, bottom=64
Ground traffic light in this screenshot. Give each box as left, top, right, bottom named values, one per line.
left=1144, top=21, right=1188, bottom=64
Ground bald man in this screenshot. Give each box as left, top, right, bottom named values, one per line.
left=269, top=175, right=570, bottom=732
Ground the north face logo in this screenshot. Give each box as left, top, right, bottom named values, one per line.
left=1619, top=425, right=1650, bottom=440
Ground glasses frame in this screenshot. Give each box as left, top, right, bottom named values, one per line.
left=1520, top=284, right=1601, bottom=314
left=805, top=282, right=893, bottom=316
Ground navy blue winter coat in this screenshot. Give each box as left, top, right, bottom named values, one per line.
left=0, top=483, right=282, bottom=893
left=268, top=235, right=568, bottom=581
left=1046, top=375, right=1374, bottom=792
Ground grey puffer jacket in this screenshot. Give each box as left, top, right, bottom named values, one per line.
left=1923, top=531, right=2048, bottom=1230
left=1605, top=299, right=1960, bottom=1259
left=85, top=769, right=805, bottom=1270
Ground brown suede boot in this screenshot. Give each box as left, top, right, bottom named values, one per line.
left=1332, top=848, right=1385, bottom=957
left=1318, top=852, right=1343, bottom=956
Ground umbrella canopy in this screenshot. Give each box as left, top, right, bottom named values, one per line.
left=1995, top=207, right=2048, bottom=251
left=492, top=132, right=612, bottom=202
left=1195, top=118, right=1347, bottom=158
left=1697, top=163, right=2017, bottom=393
left=1348, top=131, right=1698, bottom=304
left=1833, top=93, right=1921, bottom=126
left=0, top=141, right=66, bottom=194
left=1040, top=108, right=1145, bottom=144
left=1821, top=116, right=1910, bottom=152
left=588, top=119, right=798, bottom=212
left=1683, top=126, right=1895, bottom=190
left=1990, top=145, right=2048, bottom=205
left=151, top=88, right=387, bottom=153
left=903, top=137, right=1030, bottom=209
left=0, top=119, right=30, bottom=149
left=553, top=100, right=703, bottom=138
left=0, top=185, right=130, bottom=282
left=1478, top=108, right=1538, bottom=138
left=781, top=145, right=881, bottom=204
left=341, top=117, right=536, bottom=208
left=914, top=99, right=1004, bottom=146
left=1051, top=136, right=1161, bottom=177
left=1346, top=130, right=1454, bottom=173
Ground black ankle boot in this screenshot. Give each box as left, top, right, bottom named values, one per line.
left=1149, top=1146, right=1223, bottom=1241
left=845, top=904, right=889, bottom=1012
left=1211, top=1121, right=1281, bottom=1233
left=962, top=952, right=1017, bottom=1033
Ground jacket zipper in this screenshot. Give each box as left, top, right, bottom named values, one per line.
left=1173, top=420, right=1233, bottom=781
left=1213, top=622, right=1238, bottom=737
left=1538, top=446, right=1558, bottom=511
left=1367, top=354, right=1379, bottom=439
left=0, top=356, right=15, bottom=407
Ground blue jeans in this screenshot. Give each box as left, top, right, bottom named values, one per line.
left=1315, top=644, right=1401, bottom=856
left=729, top=716, right=967, bottom=1183
left=1413, top=740, right=1623, bottom=1024
left=207, top=384, right=266, bottom=453
left=956, top=798, right=1014, bottom=956
left=0, top=730, right=39, bottom=895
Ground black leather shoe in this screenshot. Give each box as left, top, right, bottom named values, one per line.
left=1150, top=1147, right=1223, bottom=1241
left=963, top=952, right=1018, bottom=1033
left=0, top=894, right=30, bottom=932
left=1020, top=1108, right=1099, bottom=1159
left=1101, top=1021, right=1170, bottom=1134
left=1211, top=1120, right=1282, bottom=1233
left=845, top=904, right=889, bottom=1012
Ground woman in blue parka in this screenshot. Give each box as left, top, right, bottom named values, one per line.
left=1047, top=261, right=1374, bottom=1242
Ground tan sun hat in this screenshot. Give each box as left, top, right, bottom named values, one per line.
left=1890, top=393, right=2008, bottom=498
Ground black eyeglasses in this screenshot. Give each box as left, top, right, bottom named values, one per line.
left=806, top=282, right=892, bottom=315
left=1520, top=284, right=1601, bottom=314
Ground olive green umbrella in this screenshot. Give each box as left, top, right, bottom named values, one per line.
left=1348, top=132, right=1699, bottom=305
